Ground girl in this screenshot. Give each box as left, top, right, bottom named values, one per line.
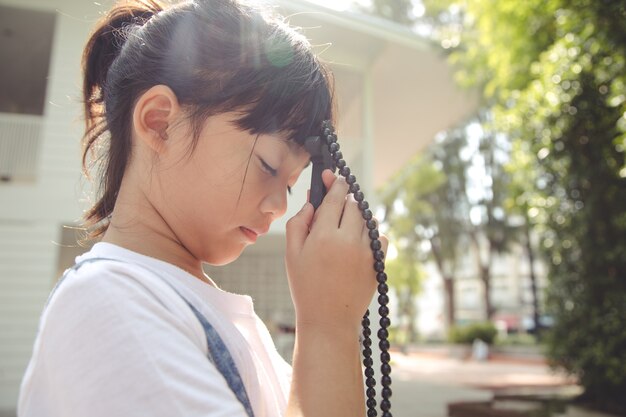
left=18, top=0, right=388, bottom=416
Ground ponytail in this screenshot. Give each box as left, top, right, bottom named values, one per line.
left=82, top=0, right=163, bottom=238
left=83, top=0, right=162, bottom=124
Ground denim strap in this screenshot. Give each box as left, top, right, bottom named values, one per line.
left=181, top=298, right=256, bottom=417
left=47, top=257, right=256, bottom=417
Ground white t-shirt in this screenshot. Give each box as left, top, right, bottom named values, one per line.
left=18, top=242, right=292, bottom=417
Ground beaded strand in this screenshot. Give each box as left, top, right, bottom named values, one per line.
left=321, top=120, right=392, bottom=417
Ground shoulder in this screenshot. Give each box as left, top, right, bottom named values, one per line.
left=49, top=259, right=167, bottom=313
left=22, top=258, right=249, bottom=417
left=42, top=258, right=207, bottom=354
left=52, top=258, right=186, bottom=309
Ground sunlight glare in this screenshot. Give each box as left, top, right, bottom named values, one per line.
left=386, top=242, right=398, bottom=260
left=306, top=0, right=373, bottom=12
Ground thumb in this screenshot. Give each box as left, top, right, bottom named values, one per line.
left=285, top=201, right=314, bottom=257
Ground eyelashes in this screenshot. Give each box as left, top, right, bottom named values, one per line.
left=259, top=157, right=292, bottom=195
left=260, top=158, right=277, bottom=176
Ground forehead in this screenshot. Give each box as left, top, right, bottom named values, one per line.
left=262, top=135, right=310, bottom=160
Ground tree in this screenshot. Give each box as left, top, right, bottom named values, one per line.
left=460, top=114, right=516, bottom=320
left=504, top=140, right=543, bottom=334
left=423, top=0, right=626, bottom=411
left=384, top=249, right=423, bottom=347
left=381, top=150, right=463, bottom=331
left=381, top=116, right=516, bottom=328
left=366, top=0, right=518, bottom=323
left=421, top=134, right=466, bottom=328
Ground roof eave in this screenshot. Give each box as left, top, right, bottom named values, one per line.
left=275, top=0, right=431, bottom=52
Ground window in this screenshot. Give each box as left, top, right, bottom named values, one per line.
left=0, top=5, right=55, bottom=183
left=0, top=5, right=55, bottom=115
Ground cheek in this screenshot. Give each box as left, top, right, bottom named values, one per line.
left=157, top=153, right=251, bottom=232
left=152, top=126, right=261, bottom=233
left=154, top=165, right=206, bottom=227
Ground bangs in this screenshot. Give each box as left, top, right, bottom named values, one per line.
left=233, top=60, right=335, bottom=145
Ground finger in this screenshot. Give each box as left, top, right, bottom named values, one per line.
left=285, top=201, right=314, bottom=257
left=339, top=193, right=364, bottom=236
left=314, top=174, right=349, bottom=229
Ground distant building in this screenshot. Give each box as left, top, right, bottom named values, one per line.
left=0, top=0, right=477, bottom=411
left=415, top=238, right=549, bottom=340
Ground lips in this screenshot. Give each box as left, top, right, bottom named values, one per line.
left=245, top=225, right=270, bottom=236
left=240, top=226, right=269, bottom=242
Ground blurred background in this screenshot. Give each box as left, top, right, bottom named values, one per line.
left=1, top=0, right=624, bottom=416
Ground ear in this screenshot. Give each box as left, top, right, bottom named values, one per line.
left=132, top=85, right=181, bottom=154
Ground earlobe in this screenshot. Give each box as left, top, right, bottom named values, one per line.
left=132, top=85, right=181, bottom=154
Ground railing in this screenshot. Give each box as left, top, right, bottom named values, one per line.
left=0, top=112, right=42, bottom=183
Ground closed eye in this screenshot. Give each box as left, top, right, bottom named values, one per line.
left=260, top=158, right=277, bottom=176
left=259, top=157, right=292, bottom=195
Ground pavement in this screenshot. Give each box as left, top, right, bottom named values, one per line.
left=386, top=347, right=612, bottom=417
left=392, top=378, right=492, bottom=417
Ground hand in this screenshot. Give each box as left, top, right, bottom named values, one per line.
left=285, top=170, right=389, bottom=336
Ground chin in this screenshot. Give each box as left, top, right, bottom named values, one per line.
left=202, top=244, right=247, bottom=266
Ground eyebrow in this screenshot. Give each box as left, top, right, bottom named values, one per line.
left=274, top=139, right=312, bottom=170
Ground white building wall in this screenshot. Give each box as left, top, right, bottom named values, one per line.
left=0, top=222, right=59, bottom=407
left=0, top=0, right=94, bottom=410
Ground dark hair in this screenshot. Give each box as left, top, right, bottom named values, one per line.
left=82, top=0, right=334, bottom=238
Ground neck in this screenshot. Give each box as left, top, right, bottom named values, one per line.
left=100, top=177, right=216, bottom=287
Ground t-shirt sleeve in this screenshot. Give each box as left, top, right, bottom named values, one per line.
left=33, top=263, right=249, bottom=417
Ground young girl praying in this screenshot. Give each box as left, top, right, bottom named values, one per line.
left=18, top=1, right=388, bottom=416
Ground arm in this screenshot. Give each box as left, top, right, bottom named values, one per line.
left=284, top=170, right=387, bottom=417
left=287, top=326, right=365, bottom=417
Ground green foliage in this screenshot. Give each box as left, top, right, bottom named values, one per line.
left=494, top=333, right=541, bottom=347
left=381, top=153, right=448, bottom=242
left=385, top=249, right=423, bottom=293
left=380, top=151, right=448, bottom=267
left=545, top=291, right=626, bottom=412
left=448, top=322, right=498, bottom=345
left=382, top=119, right=519, bottom=320
left=380, top=141, right=467, bottom=326
left=423, top=0, right=626, bottom=411
left=422, top=0, right=560, bottom=100
left=384, top=250, right=423, bottom=345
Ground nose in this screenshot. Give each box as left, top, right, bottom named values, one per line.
left=260, top=187, right=288, bottom=220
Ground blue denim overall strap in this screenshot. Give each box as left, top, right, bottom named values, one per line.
left=46, top=257, right=256, bottom=417
left=180, top=299, right=256, bottom=417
